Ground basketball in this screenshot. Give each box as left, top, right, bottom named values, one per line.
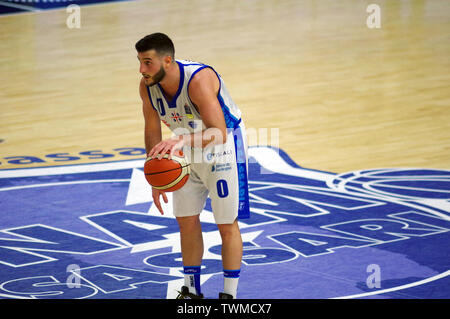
left=144, top=149, right=190, bottom=192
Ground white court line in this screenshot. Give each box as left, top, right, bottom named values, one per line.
left=0, top=179, right=130, bottom=192
left=0, top=292, right=29, bottom=299
left=0, top=159, right=145, bottom=178
left=248, top=147, right=334, bottom=182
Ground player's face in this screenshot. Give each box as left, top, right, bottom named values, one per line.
left=138, top=50, right=166, bottom=87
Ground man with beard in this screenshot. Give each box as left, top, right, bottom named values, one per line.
left=135, top=33, right=250, bottom=299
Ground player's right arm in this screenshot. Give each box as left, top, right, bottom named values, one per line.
left=140, top=78, right=162, bottom=154
left=139, top=78, right=167, bottom=215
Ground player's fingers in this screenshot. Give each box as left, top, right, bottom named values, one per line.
left=149, top=142, right=165, bottom=159
left=155, top=200, right=164, bottom=215
left=155, top=143, right=170, bottom=160
left=148, top=148, right=156, bottom=158
left=159, top=145, right=170, bottom=160
left=148, top=144, right=157, bottom=158
left=168, top=139, right=184, bottom=160
left=165, top=142, right=176, bottom=155
left=152, top=192, right=164, bottom=215
left=162, top=191, right=168, bottom=203
left=167, top=146, right=175, bottom=160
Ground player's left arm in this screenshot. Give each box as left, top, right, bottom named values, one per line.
left=149, top=68, right=227, bottom=159
left=187, top=67, right=227, bottom=146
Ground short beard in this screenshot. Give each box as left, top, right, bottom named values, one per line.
left=147, top=66, right=166, bottom=87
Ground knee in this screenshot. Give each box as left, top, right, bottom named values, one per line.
left=218, top=222, right=240, bottom=241
left=177, top=215, right=201, bottom=233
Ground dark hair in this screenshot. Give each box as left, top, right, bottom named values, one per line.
left=135, top=33, right=175, bottom=59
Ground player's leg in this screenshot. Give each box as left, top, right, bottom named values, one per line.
left=217, top=219, right=242, bottom=270
left=176, top=215, right=204, bottom=297
left=199, top=125, right=249, bottom=299
left=172, top=169, right=208, bottom=298
left=217, top=219, right=243, bottom=299
left=205, top=164, right=245, bottom=299
left=177, top=215, right=204, bottom=265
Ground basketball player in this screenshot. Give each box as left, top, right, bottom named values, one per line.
left=135, top=33, right=250, bottom=299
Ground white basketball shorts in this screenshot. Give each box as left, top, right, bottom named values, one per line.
left=173, top=124, right=250, bottom=224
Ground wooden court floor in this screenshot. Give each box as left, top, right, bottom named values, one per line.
left=0, top=0, right=449, bottom=173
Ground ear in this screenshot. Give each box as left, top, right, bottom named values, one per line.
left=163, top=55, right=173, bottom=67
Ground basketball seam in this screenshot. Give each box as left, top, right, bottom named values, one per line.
left=145, top=165, right=190, bottom=176
left=151, top=164, right=191, bottom=190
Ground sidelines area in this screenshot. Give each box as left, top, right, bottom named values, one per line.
left=0, top=146, right=449, bottom=299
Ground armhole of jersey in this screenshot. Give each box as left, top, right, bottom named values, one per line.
left=146, top=85, right=157, bottom=112
left=186, top=65, right=222, bottom=113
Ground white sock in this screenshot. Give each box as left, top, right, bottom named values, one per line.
left=223, top=269, right=240, bottom=298
left=183, top=266, right=201, bottom=295
left=184, top=274, right=196, bottom=294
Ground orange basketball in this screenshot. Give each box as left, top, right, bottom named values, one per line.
left=144, top=150, right=190, bottom=192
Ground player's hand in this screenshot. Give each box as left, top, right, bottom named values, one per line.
left=148, top=136, right=185, bottom=160
left=152, top=188, right=168, bottom=215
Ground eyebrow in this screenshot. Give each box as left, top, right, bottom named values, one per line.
left=137, top=56, right=152, bottom=61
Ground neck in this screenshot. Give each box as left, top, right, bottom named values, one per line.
left=159, top=61, right=179, bottom=97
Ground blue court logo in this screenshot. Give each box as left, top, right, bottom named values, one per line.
left=0, top=147, right=448, bottom=299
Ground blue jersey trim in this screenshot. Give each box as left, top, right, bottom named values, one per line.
left=178, top=61, right=203, bottom=67
left=218, top=93, right=240, bottom=129
left=186, top=64, right=241, bottom=129
left=146, top=86, right=157, bottom=112
left=156, top=61, right=185, bottom=108
left=233, top=126, right=250, bottom=219
left=186, top=64, right=209, bottom=107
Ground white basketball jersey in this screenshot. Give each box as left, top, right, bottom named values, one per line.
left=145, top=59, right=243, bottom=134
left=145, top=59, right=250, bottom=221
